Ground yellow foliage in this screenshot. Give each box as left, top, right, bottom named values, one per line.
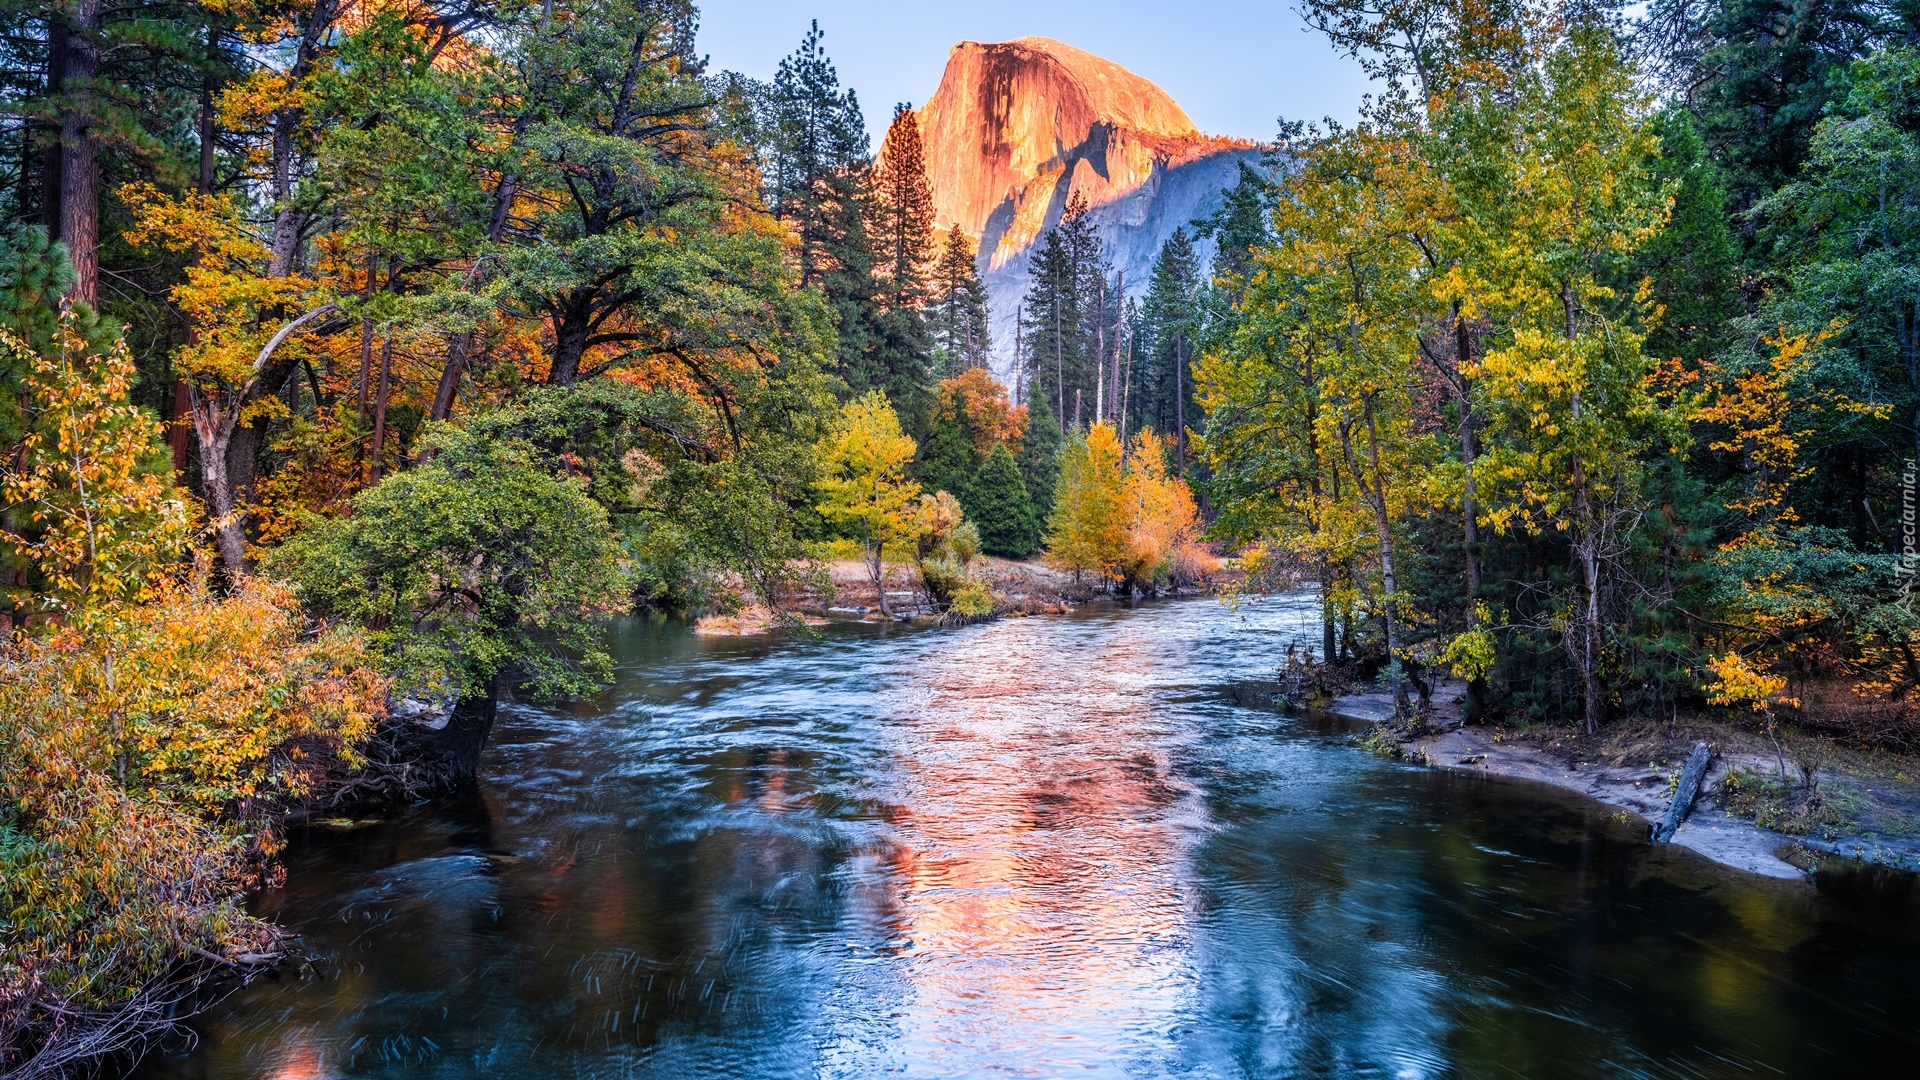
left=1703, top=651, right=1797, bottom=712
left=0, top=574, right=384, bottom=1012
left=1046, top=425, right=1201, bottom=588
left=122, top=184, right=320, bottom=388
left=1046, top=423, right=1128, bottom=579
left=0, top=311, right=191, bottom=611
left=816, top=392, right=922, bottom=599
left=1120, top=428, right=1202, bottom=586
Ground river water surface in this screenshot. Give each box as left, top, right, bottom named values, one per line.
left=135, top=595, right=1920, bottom=1079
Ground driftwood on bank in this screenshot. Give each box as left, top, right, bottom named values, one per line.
left=1652, top=741, right=1715, bottom=843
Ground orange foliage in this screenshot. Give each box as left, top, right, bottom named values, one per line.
left=935, top=367, right=1026, bottom=457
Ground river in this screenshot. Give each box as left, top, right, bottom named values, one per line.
left=133, top=594, right=1920, bottom=1078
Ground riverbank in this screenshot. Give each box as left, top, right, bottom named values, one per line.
left=694, top=557, right=1218, bottom=634
left=1328, top=684, right=1920, bottom=880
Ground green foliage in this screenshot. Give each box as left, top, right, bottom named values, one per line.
left=270, top=425, right=628, bottom=703
left=1633, top=107, right=1740, bottom=363
left=1016, top=394, right=1063, bottom=524
left=1021, top=194, right=1117, bottom=429
left=1133, top=226, right=1203, bottom=447
left=930, top=229, right=992, bottom=373
left=916, top=406, right=980, bottom=500
left=965, top=443, right=1039, bottom=557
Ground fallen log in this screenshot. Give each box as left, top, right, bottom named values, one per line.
left=1652, top=741, right=1715, bottom=843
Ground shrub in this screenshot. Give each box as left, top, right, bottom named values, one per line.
left=0, top=574, right=384, bottom=1073
left=269, top=425, right=628, bottom=703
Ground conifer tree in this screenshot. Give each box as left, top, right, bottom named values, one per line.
left=965, top=442, right=1037, bottom=557
left=768, top=21, right=870, bottom=290
left=871, top=104, right=935, bottom=311
left=915, top=405, right=979, bottom=500
left=1192, top=161, right=1275, bottom=294
left=1021, top=192, right=1108, bottom=428
left=930, top=229, right=991, bottom=373
left=1017, top=397, right=1064, bottom=537
left=1137, top=227, right=1202, bottom=469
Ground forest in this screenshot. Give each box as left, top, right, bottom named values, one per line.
left=1, top=0, right=1917, bottom=1072
left=0, top=0, right=1208, bottom=1070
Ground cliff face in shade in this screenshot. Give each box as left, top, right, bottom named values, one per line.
left=902, top=37, right=1263, bottom=379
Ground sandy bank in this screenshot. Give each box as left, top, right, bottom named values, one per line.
left=1326, top=684, right=1920, bottom=882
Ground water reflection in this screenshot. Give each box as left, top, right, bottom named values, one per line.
left=134, top=596, right=1920, bottom=1079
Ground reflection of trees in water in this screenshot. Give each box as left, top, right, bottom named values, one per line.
left=141, top=601, right=1920, bottom=1079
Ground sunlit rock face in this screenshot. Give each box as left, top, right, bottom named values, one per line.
left=902, top=37, right=1262, bottom=380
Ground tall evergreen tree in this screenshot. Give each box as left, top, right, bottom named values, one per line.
left=1685, top=0, right=1900, bottom=212
left=930, top=228, right=991, bottom=374
left=1021, top=192, right=1111, bottom=430
left=1136, top=227, right=1202, bottom=469
left=871, top=103, right=934, bottom=311
left=1016, top=390, right=1063, bottom=528
left=767, top=21, right=869, bottom=290
left=1192, top=160, right=1275, bottom=294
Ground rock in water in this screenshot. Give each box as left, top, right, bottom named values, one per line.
left=896, top=37, right=1263, bottom=379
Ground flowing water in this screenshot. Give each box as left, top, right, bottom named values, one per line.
left=134, top=595, right=1920, bottom=1079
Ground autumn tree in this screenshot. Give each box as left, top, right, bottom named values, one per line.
left=871, top=103, right=935, bottom=311
left=0, top=307, right=190, bottom=613
left=1117, top=428, right=1201, bottom=592
left=1045, top=421, right=1127, bottom=581
left=816, top=390, right=922, bottom=616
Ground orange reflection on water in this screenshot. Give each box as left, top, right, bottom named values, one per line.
left=852, top=617, right=1203, bottom=1069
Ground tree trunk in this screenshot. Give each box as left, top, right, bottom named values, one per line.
left=406, top=680, right=499, bottom=779
left=194, top=414, right=248, bottom=572
left=370, top=334, right=393, bottom=481
left=1321, top=570, right=1337, bottom=663
left=55, top=0, right=101, bottom=307
left=430, top=332, right=469, bottom=421
left=1577, top=523, right=1603, bottom=734
left=1346, top=398, right=1407, bottom=716
left=169, top=378, right=192, bottom=476
left=870, top=544, right=891, bottom=617
left=172, top=66, right=218, bottom=483
left=549, top=301, right=590, bottom=386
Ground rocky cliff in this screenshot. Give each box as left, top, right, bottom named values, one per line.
left=904, top=37, right=1262, bottom=378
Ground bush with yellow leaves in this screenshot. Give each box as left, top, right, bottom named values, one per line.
left=0, top=573, right=385, bottom=1073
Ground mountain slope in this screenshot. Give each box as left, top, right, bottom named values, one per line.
left=906, top=37, right=1262, bottom=379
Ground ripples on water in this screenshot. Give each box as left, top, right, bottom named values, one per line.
left=133, top=595, right=1920, bottom=1079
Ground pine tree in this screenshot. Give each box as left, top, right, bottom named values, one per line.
left=1016, top=391, right=1062, bottom=528
left=871, top=104, right=935, bottom=311
left=1137, top=228, right=1201, bottom=469
left=930, top=229, right=991, bottom=374
left=1192, top=160, right=1275, bottom=296
left=965, top=442, right=1037, bottom=557
left=915, top=405, right=978, bottom=500
left=768, top=21, right=870, bottom=290
left=1021, top=192, right=1109, bottom=430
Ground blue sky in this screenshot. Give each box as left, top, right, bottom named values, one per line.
left=692, top=1, right=1373, bottom=145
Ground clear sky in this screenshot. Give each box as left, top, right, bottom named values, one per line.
left=691, top=1, right=1373, bottom=146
